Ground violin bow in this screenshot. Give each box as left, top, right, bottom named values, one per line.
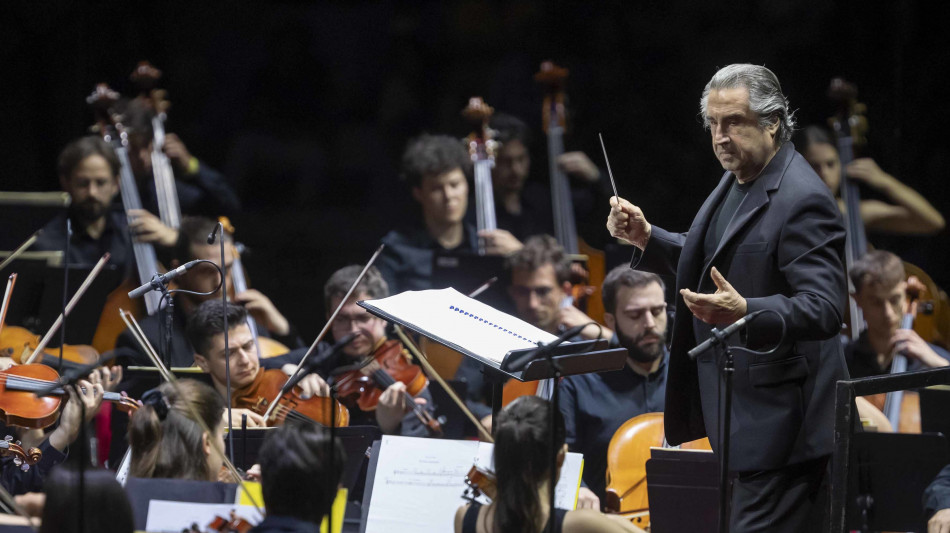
left=0, top=484, right=38, bottom=532
left=0, top=273, right=17, bottom=335
left=261, top=244, right=385, bottom=422
left=0, top=229, right=43, bottom=274
left=393, top=325, right=494, bottom=443
left=22, top=253, right=110, bottom=365
left=117, top=309, right=264, bottom=517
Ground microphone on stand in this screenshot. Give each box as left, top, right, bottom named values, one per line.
left=688, top=310, right=765, bottom=360
left=127, top=260, right=201, bottom=299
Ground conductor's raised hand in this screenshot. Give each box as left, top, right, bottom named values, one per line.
left=680, top=267, right=747, bottom=325
left=606, top=196, right=651, bottom=249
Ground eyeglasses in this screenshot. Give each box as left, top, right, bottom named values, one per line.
left=509, top=286, right=556, bottom=299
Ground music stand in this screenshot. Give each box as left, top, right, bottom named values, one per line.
left=921, top=385, right=950, bottom=438
left=846, top=432, right=949, bottom=532
left=646, top=448, right=719, bottom=533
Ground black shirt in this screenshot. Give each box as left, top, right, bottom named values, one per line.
left=843, top=330, right=950, bottom=379
left=138, top=160, right=241, bottom=219
left=32, top=206, right=133, bottom=275
left=376, top=222, right=479, bottom=295
left=703, top=177, right=751, bottom=260
left=558, top=339, right=669, bottom=503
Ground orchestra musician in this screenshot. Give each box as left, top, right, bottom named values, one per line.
left=33, top=467, right=134, bottom=533
left=454, top=396, right=643, bottom=533
left=607, top=63, right=848, bottom=531
left=488, top=113, right=611, bottom=246
left=122, top=99, right=242, bottom=219
left=186, top=301, right=332, bottom=428
left=248, top=423, right=344, bottom=533
left=376, top=133, right=522, bottom=294
left=127, top=379, right=226, bottom=481
left=558, top=266, right=670, bottom=510
left=31, top=136, right=176, bottom=271
left=454, top=235, right=608, bottom=426
left=797, top=125, right=945, bottom=235
left=845, top=250, right=950, bottom=378
left=926, top=465, right=950, bottom=533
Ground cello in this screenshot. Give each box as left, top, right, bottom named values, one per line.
left=535, top=61, right=607, bottom=324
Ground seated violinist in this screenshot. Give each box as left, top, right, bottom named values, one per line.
left=31, top=135, right=176, bottom=272
left=249, top=423, right=344, bottom=533
left=846, top=250, right=949, bottom=379
left=265, top=265, right=437, bottom=436
left=377, top=133, right=522, bottom=295
left=454, top=396, right=643, bottom=533
left=186, top=301, right=331, bottom=428
left=1, top=370, right=106, bottom=495
left=127, top=379, right=226, bottom=481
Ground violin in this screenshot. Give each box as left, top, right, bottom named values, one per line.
left=0, top=435, right=42, bottom=472
left=334, top=338, right=443, bottom=437
left=463, top=464, right=497, bottom=501
left=231, top=368, right=349, bottom=428
left=206, top=510, right=254, bottom=533
left=604, top=412, right=711, bottom=529
left=0, top=363, right=138, bottom=429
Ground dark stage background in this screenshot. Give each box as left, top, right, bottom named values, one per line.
left=2, top=1, right=947, bottom=340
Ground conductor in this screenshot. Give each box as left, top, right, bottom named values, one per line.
left=606, top=63, right=848, bottom=532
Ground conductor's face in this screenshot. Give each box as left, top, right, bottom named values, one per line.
left=705, top=87, right=780, bottom=182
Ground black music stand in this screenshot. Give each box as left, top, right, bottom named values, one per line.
left=921, top=385, right=950, bottom=438
left=646, top=448, right=720, bottom=533
left=846, top=432, right=949, bottom=532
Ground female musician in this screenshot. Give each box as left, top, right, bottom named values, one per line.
left=797, top=125, right=945, bottom=235
left=128, top=379, right=226, bottom=481
left=36, top=467, right=134, bottom=533
left=453, top=396, right=642, bottom=533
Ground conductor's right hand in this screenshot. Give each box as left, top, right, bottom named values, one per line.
left=607, top=196, right=651, bottom=249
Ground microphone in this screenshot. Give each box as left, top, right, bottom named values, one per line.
left=280, top=332, right=360, bottom=396
left=207, top=221, right=222, bottom=245
left=127, top=260, right=201, bottom=299
left=687, top=310, right=765, bottom=360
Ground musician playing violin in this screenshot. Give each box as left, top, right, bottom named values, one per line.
left=845, top=250, right=949, bottom=379
left=558, top=266, right=670, bottom=510
left=186, top=301, right=332, bottom=428
left=377, top=134, right=522, bottom=294
left=274, top=265, right=436, bottom=436
left=122, top=99, right=241, bottom=219
left=31, top=136, right=176, bottom=271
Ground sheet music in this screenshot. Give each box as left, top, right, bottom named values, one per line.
left=362, top=288, right=558, bottom=364
left=364, top=436, right=582, bottom=533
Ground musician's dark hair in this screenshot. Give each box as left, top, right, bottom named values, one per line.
left=323, top=264, right=389, bottom=312
left=121, top=97, right=155, bottom=142
left=508, top=234, right=572, bottom=285
left=850, top=249, right=905, bottom=294
left=602, top=266, right=665, bottom=316
left=39, top=467, right=134, bottom=533
left=258, top=423, right=345, bottom=525
left=400, top=133, right=470, bottom=188
left=795, top=125, right=836, bottom=151
left=492, top=395, right=566, bottom=533
left=128, top=379, right=225, bottom=481
left=178, top=216, right=231, bottom=261
left=57, top=136, right=120, bottom=181
left=490, top=113, right=532, bottom=147
left=186, top=300, right=249, bottom=357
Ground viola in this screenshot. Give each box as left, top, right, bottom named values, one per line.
left=604, top=412, right=711, bottom=530
left=0, top=363, right=138, bottom=429
left=231, top=368, right=349, bottom=428
left=334, top=338, right=443, bottom=437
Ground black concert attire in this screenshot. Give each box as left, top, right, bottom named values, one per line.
left=844, top=330, right=950, bottom=378
left=558, top=340, right=668, bottom=503
left=249, top=515, right=320, bottom=533
left=925, top=465, right=950, bottom=519
left=632, top=142, right=848, bottom=532
left=491, top=181, right=554, bottom=243
left=32, top=205, right=134, bottom=275
left=461, top=502, right=567, bottom=533
left=139, top=160, right=241, bottom=219
left=0, top=422, right=67, bottom=495
left=376, top=222, right=479, bottom=295
left=265, top=340, right=436, bottom=438
left=107, top=297, right=304, bottom=467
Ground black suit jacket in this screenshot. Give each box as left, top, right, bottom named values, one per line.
left=631, top=142, right=848, bottom=472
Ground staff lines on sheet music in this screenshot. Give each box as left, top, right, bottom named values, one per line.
left=391, top=466, right=468, bottom=476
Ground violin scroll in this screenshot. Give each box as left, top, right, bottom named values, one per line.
left=0, top=435, right=42, bottom=472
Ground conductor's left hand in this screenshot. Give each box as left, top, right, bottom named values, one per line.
left=680, top=267, right=747, bottom=324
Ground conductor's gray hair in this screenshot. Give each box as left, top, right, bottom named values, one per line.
left=700, top=64, right=796, bottom=146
